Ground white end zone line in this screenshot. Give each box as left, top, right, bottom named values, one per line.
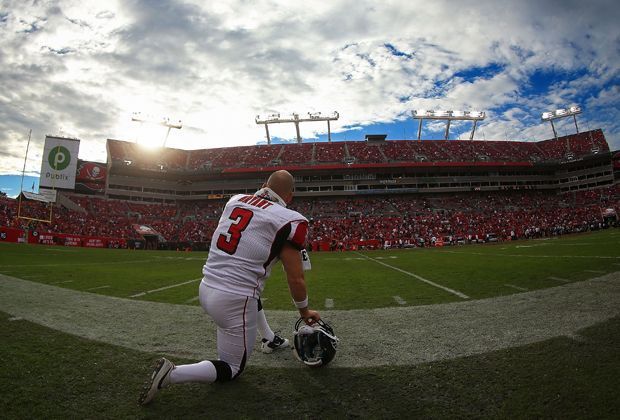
left=354, top=252, right=469, bottom=299
left=130, top=278, right=202, bottom=298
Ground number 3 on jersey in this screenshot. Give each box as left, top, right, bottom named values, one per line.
left=217, top=207, right=254, bottom=255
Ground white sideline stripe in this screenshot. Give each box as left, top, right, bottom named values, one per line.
left=325, top=298, right=334, bottom=308
left=504, top=284, right=528, bottom=292
left=51, top=280, right=73, bottom=285
left=441, top=251, right=619, bottom=259
left=548, top=276, right=570, bottom=283
left=355, top=252, right=469, bottom=299
left=584, top=270, right=605, bottom=274
left=87, top=285, right=110, bottom=291
left=130, top=278, right=202, bottom=298
left=0, top=259, right=157, bottom=268
left=185, top=296, right=200, bottom=304
left=392, top=295, right=407, bottom=305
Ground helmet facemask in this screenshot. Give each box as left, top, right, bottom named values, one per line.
left=292, top=318, right=339, bottom=367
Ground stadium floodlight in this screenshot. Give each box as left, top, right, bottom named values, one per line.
left=412, top=109, right=486, bottom=140
left=131, top=112, right=182, bottom=147
left=256, top=111, right=340, bottom=144
left=541, top=105, right=582, bottom=139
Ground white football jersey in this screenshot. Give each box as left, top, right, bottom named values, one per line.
left=202, top=192, right=308, bottom=298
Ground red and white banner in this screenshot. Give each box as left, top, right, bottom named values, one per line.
left=76, top=160, right=107, bottom=182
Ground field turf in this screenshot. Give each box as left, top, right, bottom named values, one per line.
left=1, top=229, right=619, bottom=309
left=1, top=229, right=619, bottom=418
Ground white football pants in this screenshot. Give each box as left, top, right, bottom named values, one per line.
left=170, top=283, right=258, bottom=384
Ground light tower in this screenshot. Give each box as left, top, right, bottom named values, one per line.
left=131, top=112, right=182, bottom=147
left=541, top=105, right=582, bottom=140
left=255, top=111, right=340, bottom=144
left=412, top=110, right=486, bottom=140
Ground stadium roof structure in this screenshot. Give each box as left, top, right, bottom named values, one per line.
left=19, top=191, right=53, bottom=203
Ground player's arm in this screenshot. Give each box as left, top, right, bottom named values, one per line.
left=280, top=242, right=320, bottom=325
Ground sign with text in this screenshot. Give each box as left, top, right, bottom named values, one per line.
left=39, top=136, right=80, bottom=190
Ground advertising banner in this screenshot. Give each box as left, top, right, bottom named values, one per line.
left=0, top=227, right=22, bottom=242
left=76, top=160, right=107, bottom=183
left=39, top=136, right=80, bottom=190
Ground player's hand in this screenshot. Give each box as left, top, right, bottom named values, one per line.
left=299, top=308, right=321, bottom=325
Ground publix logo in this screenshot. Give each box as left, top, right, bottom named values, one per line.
left=48, top=146, right=71, bottom=170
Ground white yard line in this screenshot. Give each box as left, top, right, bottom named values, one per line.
left=441, top=250, right=619, bottom=259
left=354, top=252, right=469, bottom=299
left=184, top=296, right=200, bottom=304
left=86, top=285, right=111, bottom=291
left=584, top=270, right=606, bottom=274
left=325, top=298, right=334, bottom=308
left=51, top=280, right=74, bottom=285
left=548, top=276, right=570, bottom=283
left=504, top=284, right=528, bottom=292
left=392, top=295, right=407, bottom=305
left=130, top=278, right=202, bottom=298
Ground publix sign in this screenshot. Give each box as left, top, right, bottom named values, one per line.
left=39, top=136, right=80, bottom=190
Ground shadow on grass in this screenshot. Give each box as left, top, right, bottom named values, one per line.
left=2, top=312, right=619, bottom=419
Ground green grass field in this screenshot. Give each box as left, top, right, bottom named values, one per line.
left=1, top=230, right=619, bottom=309
left=1, top=229, right=619, bottom=418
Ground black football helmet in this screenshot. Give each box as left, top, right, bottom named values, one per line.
left=292, top=318, right=339, bottom=368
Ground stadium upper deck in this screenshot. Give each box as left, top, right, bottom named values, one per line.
left=106, top=129, right=609, bottom=174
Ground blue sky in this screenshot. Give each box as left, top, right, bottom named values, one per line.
left=0, top=0, right=619, bottom=197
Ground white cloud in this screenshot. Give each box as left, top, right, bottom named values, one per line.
left=1, top=0, right=619, bottom=174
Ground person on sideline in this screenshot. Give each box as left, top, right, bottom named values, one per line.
left=140, top=170, right=320, bottom=405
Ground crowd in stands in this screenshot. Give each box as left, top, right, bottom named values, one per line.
left=107, top=130, right=610, bottom=172
left=315, top=142, right=345, bottom=163
left=305, top=186, right=619, bottom=249
left=2, top=184, right=617, bottom=249
left=279, top=143, right=313, bottom=165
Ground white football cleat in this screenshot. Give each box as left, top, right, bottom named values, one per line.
left=139, top=357, right=174, bottom=405
left=260, top=334, right=290, bottom=354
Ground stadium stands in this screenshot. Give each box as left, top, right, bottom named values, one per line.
left=315, top=142, right=346, bottom=163
left=347, top=142, right=386, bottom=163
left=109, top=129, right=609, bottom=172
left=2, top=184, right=617, bottom=250
left=279, top=143, right=313, bottom=164
left=2, top=129, right=615, bottom=249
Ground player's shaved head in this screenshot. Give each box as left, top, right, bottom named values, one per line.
left=265, top=170, right=295, bottom=203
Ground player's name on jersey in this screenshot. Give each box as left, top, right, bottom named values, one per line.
left=237, top=195, right=274, bottom=209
